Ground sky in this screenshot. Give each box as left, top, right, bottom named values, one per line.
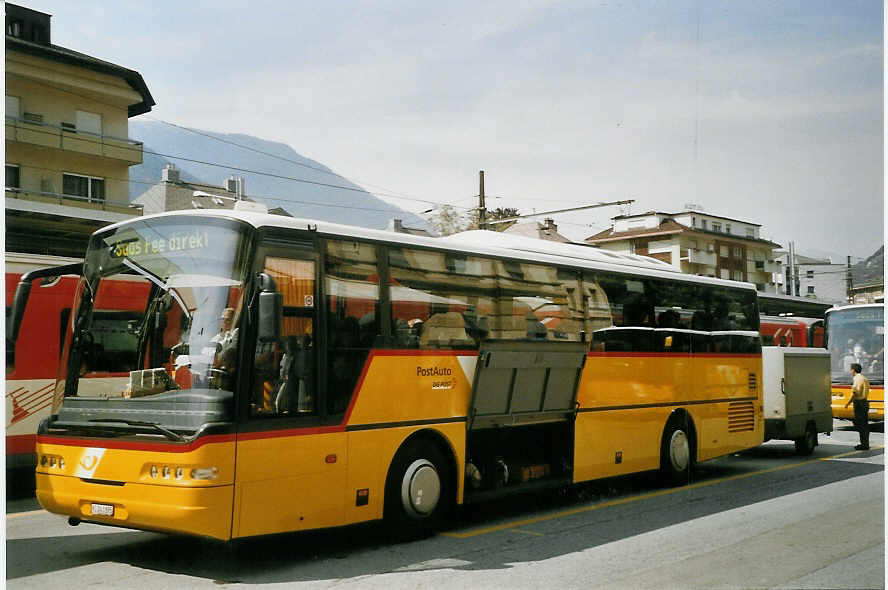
left=24, top=0, right=884, bottom=258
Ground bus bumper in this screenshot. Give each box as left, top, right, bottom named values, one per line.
left=36, top=473, right=233, bottom=540
left=831, top=402, right=884, bottom=421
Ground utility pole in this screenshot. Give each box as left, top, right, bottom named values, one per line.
left=478, top=170, right=487, bottom=230
left=846, top=255, right=853, bottom=303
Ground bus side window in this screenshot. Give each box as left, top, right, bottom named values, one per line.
left=253, top=257, right=316, bottom=417
left=389, top=247, right=493, bottom=350
left=326, top=240, right=379, bottom=415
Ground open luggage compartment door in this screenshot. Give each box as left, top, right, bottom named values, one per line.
left=468, top=340, right=587, bottom=431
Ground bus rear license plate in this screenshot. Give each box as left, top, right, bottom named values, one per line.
left=90, top=503, right=114, bottom=516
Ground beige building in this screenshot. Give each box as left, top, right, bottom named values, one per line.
left=585, top=210, right=782, bottom=291
left=503, top=218, right=572, bottom=243
left=5, top=2, right=154, bottom=256
left=136, top=165, right=292, bottom=217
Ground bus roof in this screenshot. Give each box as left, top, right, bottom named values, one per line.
left=98, top=209, right=758, bottom=292
left=826, top=303, right=885, bottom=315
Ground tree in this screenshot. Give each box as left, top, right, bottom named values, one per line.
left=427, top=205, right=468, bottom=236
left=468, top=207, right=521, bottom=232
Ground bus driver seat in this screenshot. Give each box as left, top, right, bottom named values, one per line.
left=274, top=334, right=313, bottom=414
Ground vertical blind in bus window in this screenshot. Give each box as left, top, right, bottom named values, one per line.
left=325, top=240, right=379, bottom=414
left=265, top=257, right=314, bottom=336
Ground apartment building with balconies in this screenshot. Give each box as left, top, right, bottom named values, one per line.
left=5, top=2, right=154, bottom=256
left=584, top=210, right=782, bottom=292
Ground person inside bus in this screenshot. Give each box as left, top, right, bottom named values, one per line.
left=210, top=307, right=238, bottom=372
left=844, top=362, right=870, bottom=450
left=712, top=301, right=734, bottom=331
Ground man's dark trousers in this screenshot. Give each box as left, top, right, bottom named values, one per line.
left=853, top=399, right=870, bottom=449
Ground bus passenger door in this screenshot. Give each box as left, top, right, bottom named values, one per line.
left=234, top=248, right=347, bottom=538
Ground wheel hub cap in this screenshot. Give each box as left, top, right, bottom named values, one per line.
left=401, top=459, right=441, bottom=518
left=669, top=430, right=690, bottom=472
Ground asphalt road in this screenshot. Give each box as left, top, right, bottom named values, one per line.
left=5, top=420, right=884, bottom=589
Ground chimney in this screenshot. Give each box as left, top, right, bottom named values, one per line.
left=5, top=4, right=51, bottom=45
left=226, top=176, right=245, bottom=199
left=543, top=218, right=557, bottom=233
left=388, top=219, right=404, bottom=233
left=161, top=164, right=180, bottom=183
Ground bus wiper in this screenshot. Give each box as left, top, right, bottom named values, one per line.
left=89, top=419, right=186, bottom=442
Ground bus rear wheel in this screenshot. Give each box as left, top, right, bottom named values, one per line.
left=384, top=439, right=452, bottom=540
left=660, top=416, right=694, bottom=486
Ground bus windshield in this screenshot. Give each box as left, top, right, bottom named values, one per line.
left=52, top=217, right=252, bottom=439
left=826, top=306, right=884, bottom=385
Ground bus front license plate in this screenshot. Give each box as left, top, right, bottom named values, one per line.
left=90, top=503, right=114, bottom=516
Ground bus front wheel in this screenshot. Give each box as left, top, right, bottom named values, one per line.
left=384, top=439, right=452, bottom=540
left=660, top=415, right=694, bottom=486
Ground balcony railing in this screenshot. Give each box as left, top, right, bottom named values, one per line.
left=5, top=187, right=143, bottom=216
left=5, top=117, right=143, bottom=165
left=681, top=248, right=717, bottom=266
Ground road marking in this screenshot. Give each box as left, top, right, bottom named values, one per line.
left=441, top=446, right=883, bottom=539
left=6, top=509, right=46, bottom=519
left=508, top=528, right=545, bottom=537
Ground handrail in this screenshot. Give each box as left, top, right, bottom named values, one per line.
left=5, top=186, right=142, bottom=211
left=5, top=116, right=143, bottom=146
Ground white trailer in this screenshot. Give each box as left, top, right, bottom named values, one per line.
left=762, top=347, right=832, bottom=455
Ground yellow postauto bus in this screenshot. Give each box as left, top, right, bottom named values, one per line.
left=27, top=207, right=764, bottom=541
left=825, top=304, right=884, bottom=421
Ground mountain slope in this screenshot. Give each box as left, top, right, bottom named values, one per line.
left=129, top=120, right=427, bottom=230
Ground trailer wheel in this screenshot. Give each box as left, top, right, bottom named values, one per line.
left=384, top=438, right=452, bottom=540
left=660, top=415, right=694, bottom=486
left=794, top=422, right=817, bottom=456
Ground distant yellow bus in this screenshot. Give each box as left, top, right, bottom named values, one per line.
left=825, top=304, right=884, bottom=421
left=28, top=208, right=763, bottom=541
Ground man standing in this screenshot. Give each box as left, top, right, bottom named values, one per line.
left=844, top=362, right=870, bottom=450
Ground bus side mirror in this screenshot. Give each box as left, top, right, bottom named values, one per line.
left=7, top=279, right=32, bottom=343
left=257, top=273, right=282, bottom=343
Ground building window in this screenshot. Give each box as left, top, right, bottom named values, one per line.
left=75, top=110, right=102, bottom=135
left=692, top=217, right=696, bottom=227
left=701, top=219, right=708, bottom=230
left=725, top=223, right=731, bottom=234
left=6, top=20, right=22, bottom=37
left=732, top=270, right=744, bottom=281
left=6, top=165, right=20, bottom=190
left=806, top=270, right=814, bottom=279
left=720, top=245, right=729, bottom=258
left=62, top=173, right=105, bottom=203
left=712, top=222, right=722, bottom=232
left=746, top=228, right=755, bottom=238
left=6, top=95, right=20, bottom=119
left=807, top=286, right=815, bottom=295
left=733, top=246, right=742, bottom=259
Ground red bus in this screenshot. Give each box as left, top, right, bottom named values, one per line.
left=759, top=315, right=824, bottom=348
left=6, top=253, right=146, bottom=472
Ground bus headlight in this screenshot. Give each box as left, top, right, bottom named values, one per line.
left=39, top=454, right=65, bottom=470
left=191, top=467, right=218, bottom=480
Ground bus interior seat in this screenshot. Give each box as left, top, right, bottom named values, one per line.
left=420, top=312, right=474, bottom=348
